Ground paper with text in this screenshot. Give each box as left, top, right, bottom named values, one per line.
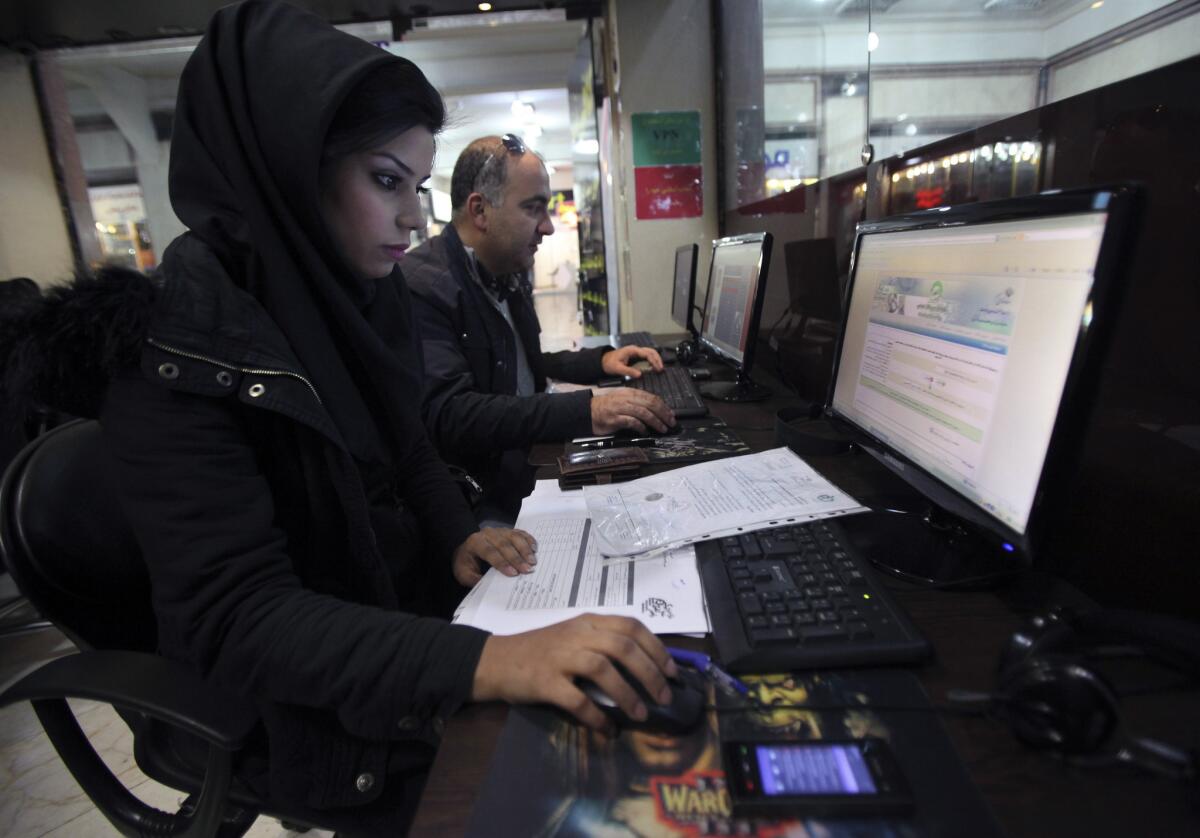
left=582, top=447, right=867, bottom=557
left=453, top=482, right=709, bottom=636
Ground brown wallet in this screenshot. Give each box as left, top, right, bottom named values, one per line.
left=556, top=447, right=649, bottom=490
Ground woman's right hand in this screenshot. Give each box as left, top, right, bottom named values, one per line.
left=471, top=614, right=678, bottom=730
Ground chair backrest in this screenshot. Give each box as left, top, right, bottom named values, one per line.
left=0, top=419, right=156, bottom=651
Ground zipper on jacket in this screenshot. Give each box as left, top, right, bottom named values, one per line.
left=148, top=337, right=324, bottom=406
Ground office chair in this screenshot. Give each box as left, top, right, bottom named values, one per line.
left=0, top=412, right=50, bottom=636
left=0, top=419, right=366, bottom=837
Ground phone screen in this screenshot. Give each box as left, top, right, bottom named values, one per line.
left=756, top=743, right=878, bottom=796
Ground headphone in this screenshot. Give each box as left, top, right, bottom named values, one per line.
left=675, top=339, right=700, bottom=366
left=955, top=608, right=1200, bottom=779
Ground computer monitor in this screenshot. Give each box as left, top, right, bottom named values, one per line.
left=697, top=232, right=774, bottom=401
left=670, top=243, right=700, bottom=335
left=783, top=238, right=841, bottom=325
left=826, top=186, right=1140, bottom=583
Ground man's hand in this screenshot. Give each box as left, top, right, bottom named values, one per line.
left=452, top=528, right=538, bottom=587
left=471, top=614, right=680, bottom=730
left=602, top=345, right=664, bottom=378
left=591, top=388, right=674, bottom=434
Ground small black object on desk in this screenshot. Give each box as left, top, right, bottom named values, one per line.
left=576, top=665, right=706, bottom=735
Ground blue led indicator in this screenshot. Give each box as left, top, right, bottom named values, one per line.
left=1002, top=543, right=1015, bottom=553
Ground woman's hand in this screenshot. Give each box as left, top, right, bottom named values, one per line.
left=471, top=614, right=679, bottom=730
left=452, top=528, right=538, bottom=586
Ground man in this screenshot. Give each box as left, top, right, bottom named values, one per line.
left=405, top=134, right=674, bottom=525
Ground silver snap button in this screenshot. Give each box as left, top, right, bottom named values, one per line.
left=215, top=371, right=233, bottom=387
left=397, top=716, right=419, bottom=732
left=355, top=772, right=375, bottom=793
left=460, top=332, right=468, bottom=340
left=157, top=363, right=179, bottom=380
left=247, top=383, right=266, bottom=398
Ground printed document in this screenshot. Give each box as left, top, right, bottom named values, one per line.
left=453, top=480, right=709, bottom=635
left=582, top=447, right=866, bottom=557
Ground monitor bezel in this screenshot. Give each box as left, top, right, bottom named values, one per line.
left=823, top=185, right=1141, bottom=562
left=670, top=243, right=701, bottom=336
left=698, top=232, right=774, bottom=375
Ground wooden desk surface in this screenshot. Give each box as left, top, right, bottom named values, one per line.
left=412, top=363, right=1200, bottom=837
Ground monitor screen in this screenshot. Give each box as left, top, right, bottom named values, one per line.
left=830, top=207, right=1111, bottom=538
left=699, top=233, right=772, bottom=368
left=783, top=238, right=841, bottom=323
left=670, top=243, right=699, bottom=333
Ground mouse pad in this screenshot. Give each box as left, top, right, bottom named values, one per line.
left=464, top=668, right=1001, bottom=837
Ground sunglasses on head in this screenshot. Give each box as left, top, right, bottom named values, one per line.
left=498, top=133, right=526, bottom=155
left=474, top=133, right=528, bottom=196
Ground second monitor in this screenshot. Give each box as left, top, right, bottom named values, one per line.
left=697, top=232, right=774, bottom=401
left=670, top=243, right=701, bottom=337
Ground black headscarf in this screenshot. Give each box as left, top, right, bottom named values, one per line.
left=168, top=0, right=429, bottom=466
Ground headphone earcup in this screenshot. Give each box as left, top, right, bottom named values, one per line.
left=995, top=658, right=1120, bottom=755
left=675, top=340, right=696, bottom=366
left=996, top=609, right=1077, bottom=678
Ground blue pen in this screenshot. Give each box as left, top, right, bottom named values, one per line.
left=667, top=646, right=750, bottom=696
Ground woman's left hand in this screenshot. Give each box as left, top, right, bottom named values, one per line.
left=453, top=528, right=538, bottom=586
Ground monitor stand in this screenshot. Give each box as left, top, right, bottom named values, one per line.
left=837, top=504, right=1022, bottom=589
left=700, top=371, right=771, bottom=402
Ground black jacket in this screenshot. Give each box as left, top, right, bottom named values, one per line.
left=8, top=238, right=489, bottom=811
left=405, top=225, right=610, bottom=521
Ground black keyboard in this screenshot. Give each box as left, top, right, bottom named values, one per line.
left=697, top=519, right=930, bottom=673
left=625, top=365, right=708, bottom=417
left=615, top=331, right=657, bottom=348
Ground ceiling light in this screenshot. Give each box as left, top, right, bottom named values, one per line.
left=478, top=2, right=493, bottom=10
left=573, top=139, right=599, bottom=156
left=867, top=32, right=879, bottom=52
left=842, top=81, right=857, bottom=97
left=896, top=113, right=908, bottom=122
left=905, top=123, right=917, bottom=136
left=1090, top=1, right=1103, bottom=8
left=510, top=99, right=535, bottom=119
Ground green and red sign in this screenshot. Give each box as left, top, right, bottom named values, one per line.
left=632, top=111, right=702, bottom=219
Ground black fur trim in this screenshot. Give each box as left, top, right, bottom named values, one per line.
left=2, top=267, right=157, bottom=423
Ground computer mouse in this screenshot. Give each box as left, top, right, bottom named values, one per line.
left=578, top=664, right=706, bottom=735
left=614, top=422, right=683, bottom=439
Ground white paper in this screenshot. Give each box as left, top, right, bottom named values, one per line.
left=452, top=481, right=710, bottom=636
left=581, top=447, right=868, bottom=557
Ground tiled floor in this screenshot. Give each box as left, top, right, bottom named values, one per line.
left=0, top=618, right=332, bottom=838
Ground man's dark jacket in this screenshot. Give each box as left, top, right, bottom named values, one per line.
left=3, top=236, right=489, bottom=812
left=404, top=224, right=610, bottom=521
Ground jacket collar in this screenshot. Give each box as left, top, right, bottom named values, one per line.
left=145, top=234, right=343, bottom=447
left=150, top=234, right=306, bottom=375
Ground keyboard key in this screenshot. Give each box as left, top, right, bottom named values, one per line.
left=738, top=593, right=763, bottom=615
left=802, top=625, right=847, bottom=642
left=749, top=626, right=798, bottom=644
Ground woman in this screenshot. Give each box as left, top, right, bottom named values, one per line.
left=16, top=1, right=678, bottom=831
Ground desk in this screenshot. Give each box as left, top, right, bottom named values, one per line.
left=412, top=364, right=1200, bottom=837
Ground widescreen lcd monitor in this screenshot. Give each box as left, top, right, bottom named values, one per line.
left=698, top=232, right=774, bottom=401
left=670, top=243, right=700, bottom=335
left=827, top=186, right=1140, bottom=580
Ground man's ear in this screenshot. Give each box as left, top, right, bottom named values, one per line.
left=466, top=193, right=489, bottom=233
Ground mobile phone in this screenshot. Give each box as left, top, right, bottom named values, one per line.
left=687, top=367, right=712, bottom=380
left=565, top=448, right=629, bottom=465
left=724, top=738, right=913, bottom=818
